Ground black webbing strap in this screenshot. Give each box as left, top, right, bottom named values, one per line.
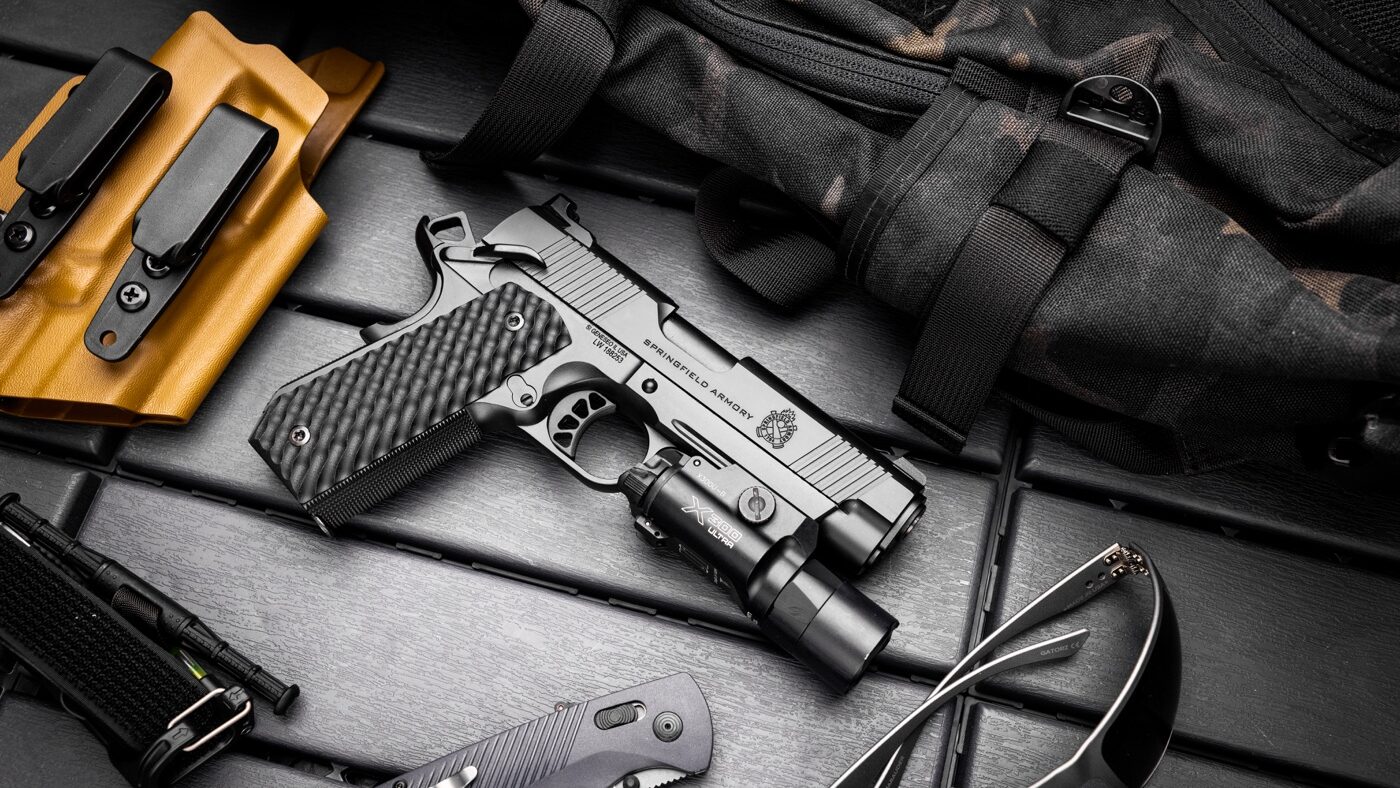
left=694, top=167, right=839, bottom=310
left=838, top=60, right=1028, bottom=285
left=424, top=0, right=635, bottom=172
left=894, top=132, right=1136, bottom=448
left=0, top=526, right=225, bottom=785
left=845, top=57, right=1137, bottom=450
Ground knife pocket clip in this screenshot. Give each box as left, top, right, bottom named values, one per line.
left=84, top=103, right=277, bottom=361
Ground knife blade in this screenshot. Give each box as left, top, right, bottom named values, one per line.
left=377, top=673, right=713, bottom=788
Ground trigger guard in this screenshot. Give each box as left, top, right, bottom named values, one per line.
left=548, top=391, right=617, bottom=459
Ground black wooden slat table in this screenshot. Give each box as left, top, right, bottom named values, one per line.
left=2, top=2, right=1399, bottom=787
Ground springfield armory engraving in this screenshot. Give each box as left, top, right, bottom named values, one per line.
left=642, top=337, right=754, bottom=420
left=644, top=337, right=709, bottom=388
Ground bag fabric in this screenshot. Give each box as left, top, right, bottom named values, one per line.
left=495, top=0, right=1400, bottom=473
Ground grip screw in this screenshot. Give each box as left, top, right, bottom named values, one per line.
left=289, top=425, right=311, bottom=447
left=506, top=312, right=525, bottom=331
left=4, top=222, right=35, bottom=251
left=117, top=282, right=149, bottom=312
left=394, top=781, right=407, bottom=788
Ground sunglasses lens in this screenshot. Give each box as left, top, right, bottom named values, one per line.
left=1101, top=582, right=1181, bottom=786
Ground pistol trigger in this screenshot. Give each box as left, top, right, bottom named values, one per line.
left=548, top=391, right=616, bottom=459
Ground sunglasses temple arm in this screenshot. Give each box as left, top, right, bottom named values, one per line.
left=827, top=628, right=1092, bottom=788
left=866, top=544, right=1132, bottom=788
left=948, top=544, right=1134, bottom=691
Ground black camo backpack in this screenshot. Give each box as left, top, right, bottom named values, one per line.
left=431, top=0, right=1400, bottom=476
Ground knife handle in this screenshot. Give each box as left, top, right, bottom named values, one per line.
left=380, top=673, right=712, bottom=788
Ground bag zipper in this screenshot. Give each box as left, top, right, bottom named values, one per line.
left=670, top=0, right=949, bottom=118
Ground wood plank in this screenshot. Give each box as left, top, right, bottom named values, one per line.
left=297, top=0, right=711, bottom=200
left=116, top=306, right=993, bottom=679
left=0, top=695, right=336, bottom=788
left=77, top=479, right=953, bottom=786
left=984, top=489, right=1400, bottom=785
left=0, top=1, right=295, bottom=65
left=295, top=135, right=1009, bottom=465
left=953, top=701, right=1309, bottom=787
left=0, top=445, right=99, bottom=532
left=1018, top=425, right=1400, bottom=565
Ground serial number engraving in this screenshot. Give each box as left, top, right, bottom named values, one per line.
left=588, top=324, right=629, bottom=364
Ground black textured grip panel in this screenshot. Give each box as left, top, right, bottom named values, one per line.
left=250, top=282, right=571, bottom=528
left=396, top=703, right=588, bottom=788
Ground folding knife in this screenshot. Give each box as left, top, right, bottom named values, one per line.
left=377, top=673, right=713, bottom=788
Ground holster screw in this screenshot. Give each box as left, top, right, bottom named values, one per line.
left=4, top=222, right=35, bottom=252
left=117, top=282, right=149, bottom=312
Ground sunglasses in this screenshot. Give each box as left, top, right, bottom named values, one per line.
left=829, top=542, right=1181, bottom=788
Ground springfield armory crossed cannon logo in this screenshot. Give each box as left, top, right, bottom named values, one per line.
left=757, top=409, right=797, bottom=449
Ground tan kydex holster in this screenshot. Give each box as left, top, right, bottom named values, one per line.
left=0, top=12, right=382, bottom=426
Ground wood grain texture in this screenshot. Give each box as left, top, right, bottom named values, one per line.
left=296, top=0, right=712, bottom=200
left=0, top=446, right=100, bottom=532
left=116, top=307, right=991, bottom=679
left=1018, top=425, right=1400, bottom=564
left=0, top=695, right=336, bottom=788
left=953, top=701, right=1307, bottom=787
left=295, top=136, right=1009, bottom=464
left=0, top=0, right=295, bottom=65
left=983, top=489, right=1400, bottom=785
left=77, top=478, right=952, bottom=786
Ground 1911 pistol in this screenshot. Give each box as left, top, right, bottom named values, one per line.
left=249, top=196, right=926, bottom=690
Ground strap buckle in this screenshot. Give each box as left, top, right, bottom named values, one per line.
left=83, top=103, right=276, bottom=362
left=0, top=48, right=170, bottom=298
left=135, top=685, right=254, bottom=788
left=1328, top=393, right=1400, bottom=470
left=1058, top=75, right=1163, bottom=164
